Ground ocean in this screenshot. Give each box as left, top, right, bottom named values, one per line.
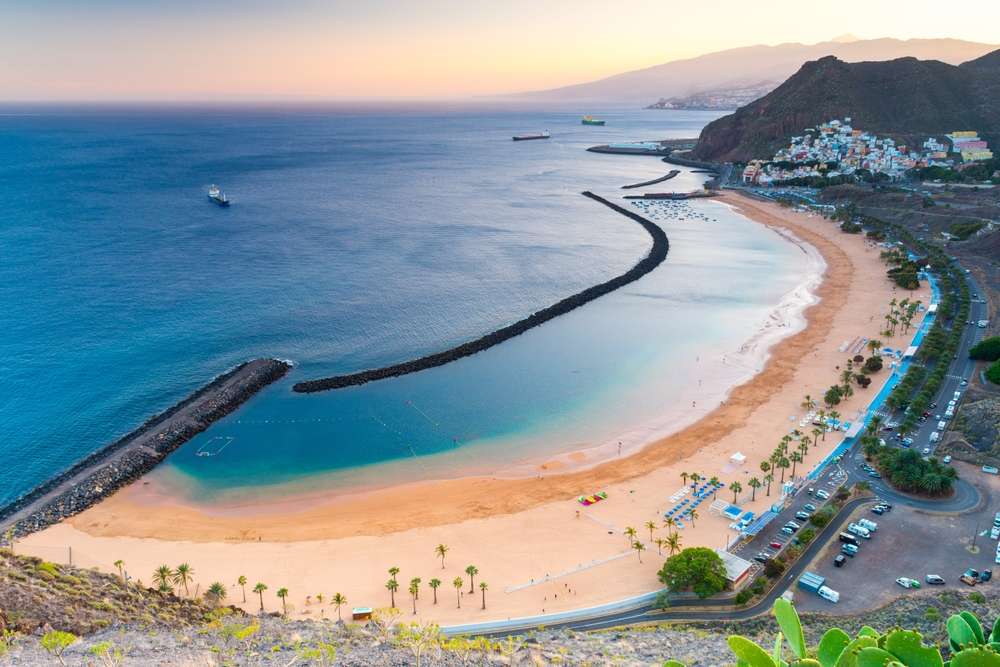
left=0, top=105, right=814, bottom=505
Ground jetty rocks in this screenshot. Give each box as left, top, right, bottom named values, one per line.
left=1, top=358, right=290, bottom=538
left=293, top=191, right=669, bottom=393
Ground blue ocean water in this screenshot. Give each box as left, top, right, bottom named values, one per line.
left=0, top=105, right=809, bottom=505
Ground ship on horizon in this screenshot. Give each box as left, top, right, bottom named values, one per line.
left=512, top=131, right=550, bottom=141
left=207, top=184, right=230, bottom=207
left=581, top=115, right=606, bottom=126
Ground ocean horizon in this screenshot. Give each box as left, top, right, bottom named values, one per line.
left=0, top=106, right=814, bottom=505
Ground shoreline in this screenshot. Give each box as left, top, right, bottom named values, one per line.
left=56, top=192, right=857, bottom=542
left=22, top=192, right=929, bottom=626
left=292, top=191, right=669, bottom=393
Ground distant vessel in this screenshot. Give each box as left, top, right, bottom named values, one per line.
left=581, top=116, right=606, bottom=126
left=512, top=131, right=550, bottom=141
left=207, top=184, right=230, bottom=207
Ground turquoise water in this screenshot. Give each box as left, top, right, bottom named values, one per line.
left=0, top=105, right=810, bottom=505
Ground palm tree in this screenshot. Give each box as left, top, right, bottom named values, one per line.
left=386, top=578, right=398, bottom=608
left=654, top=537, right=666, bottom=555
left=253, top=582, right=267, bottom=612
left=152, top=565, right=173, bottom=593
left=663, top=516, right=677, bottom=536
left=172, top=563, right=194, bottom=596
left=666, top=533, right=682, bottom=556
left=790, top=451, right=802, bottom=478
left=237, top=575, right=248, bottom=603
left=331, top=592, right=346, bottom=621
left=632, top=540, right=645, bottom=564
left=816, top=410, right=828, bottom=440
left=644, top=520, right=657, bottom=542
left=411, top=576, right=422, bottom=600
left=709, top=476, right=721, bottom=498
left=464, top=565, right=479, bottom=594
left=453, top=577, right=463, bottom=609
left=276, top=587, right=289, bottom=616
left=778, top=457, right=790, bottom=484
left=479, top=582, right=488, bottom=610
left=409, top=580, right=419, bottom=615
left=868, top=339, right=882, bottom=356
left=729, top=481, right=742, bottom=504
left=690, top=472, right=701, bottom=486
left=429, top=578, right=441, bottom=604
left=688, top=510, right=699, bottom=528
left=113, top=560, right=125, bottom=581
left=206, top=582, right=227, bottom=606
left=811, top=427, right=823, bottom=448
left=759, top=461, right=772, bottom=495
left=624, top=526, right=637, bottom=547
left=435, top=544, right=449, bottom=569
left=799, top=438, right=810, bottom=459
left=828, top=410, right=841, bottom=428
left=748, top=477, right=761, bottom=501
left=764, top=473, right=774, bottom=497
left=801, top=395, right=816, bottom=411
left=680, top=471, right=690, bottom=486
left=388, top=566, right=400, bottom=583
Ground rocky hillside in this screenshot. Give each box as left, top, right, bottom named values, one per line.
left=3, top=548, right=1000, bottom=665
left=692, top=50, right=1000, bottom=162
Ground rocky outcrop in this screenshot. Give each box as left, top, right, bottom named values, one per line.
left=0, top=358, right=291, bottom=537
left=293, top=193, right=669, bottom=392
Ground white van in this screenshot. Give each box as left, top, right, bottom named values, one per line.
left=938, top=421, right=948, bottom=430
left=930, top=432, right=940, bottom=443
left=848, top=523, right=872, bottom=539
left=858, top=518, right=878, bottom=532
left=818, top=586, right=840, bottom=603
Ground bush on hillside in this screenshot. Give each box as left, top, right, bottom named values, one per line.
left=657, top=548, right=727, bottom=599
left=987, top=360, right=1000, bottom=386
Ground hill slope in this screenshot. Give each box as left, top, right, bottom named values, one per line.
left=691, top=50, right=1000, bottom=162
left=518, top=38, right=998, bottom=105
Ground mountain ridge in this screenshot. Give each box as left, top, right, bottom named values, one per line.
left=516, top=37, right=999, bottom=105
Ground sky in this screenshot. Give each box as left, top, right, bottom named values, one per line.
left=3, top=0, right=1000, bottom=101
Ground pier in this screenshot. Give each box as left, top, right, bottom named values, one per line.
left=293, top=192, right=669, bottom=393
left=0, top=358, right=291, bottom=537
left=621, top=169, right=681, bottom=189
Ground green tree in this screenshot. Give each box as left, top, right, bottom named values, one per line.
left=428, top=578, right=441, bottom=604
left=759, top=461, right=772, bottom=495
left=657, top=547, right=727, bottom=599
left=237, top=575, right=248, bottom=603
left=624, top=526, right=637, bottom=546
left=748, top=477, right=761, bottom=501
left=389, top=566, right=400, bottom=582
left=152, top=565, right=174, bottom=593
left=331, top=592, right=346, bottom=621
left=688, top=510, right=699, bottom=528
left=276, top=587, right=289, bottom=616
left=970, top=336, right=1000, bottom=361
left=633, top=540, right=646, bottom=563
left=729, top=481, right=742, bottom=503
left=172, top=563, right=194, bottom=596
left=435, top=543, right=449, bottom=569
left=206, top=582, right=227, bottom=606
left=479, top=581, right=489, bottom=610
left=666, top=533, right=682, bottom=556
left=253, top=582, right=268, bottom=612
left=113, top=559, right=125, bottom=581
left=452, top=577, right=464, bottom=608
left=386, top=578, right=399, bottom=608
left=464, top=565, right=479, bottom=593
left=645, top=520, right=657, bottom=542
left=409, top=579, right=419, bottom=614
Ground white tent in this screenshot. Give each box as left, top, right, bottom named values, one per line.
left=730, top=452, right=747, bottom=464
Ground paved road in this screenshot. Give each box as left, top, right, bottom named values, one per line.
left=471, top=236, right=990, bottom=636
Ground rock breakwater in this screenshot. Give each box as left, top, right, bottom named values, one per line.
left=0, top=358, right=291, bottom=537
left=293, top=192, right=669, bottom=392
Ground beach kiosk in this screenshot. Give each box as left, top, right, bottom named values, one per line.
left=351, top=607, right=373, bottom=622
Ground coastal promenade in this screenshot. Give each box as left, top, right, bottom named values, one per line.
left=0, top=359, right=290, bottom=538
left=292, top=192, right=669, bottom=392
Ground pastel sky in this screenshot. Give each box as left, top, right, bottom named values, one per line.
left=3, top=0, right=999, bottom=101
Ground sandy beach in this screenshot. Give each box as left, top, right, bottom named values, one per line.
left=20, top=192, right=930, bottom=625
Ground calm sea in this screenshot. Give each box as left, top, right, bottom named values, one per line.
left=0, top=105, right=811, bottom=505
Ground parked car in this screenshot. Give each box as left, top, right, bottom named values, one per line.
left=815, top=489, right=831, bottom=500
left=980, top=569, right=992, bottom=582
left=803, top=503, right=817, bottom=513
left=848, top=523, right=871, bottom=539
left=782, top=526, right=795, bottom=535
left=943, top=455, right=952, bottom=464
left=769, top=541, right=783, bottom=550
left=841, top=544, right=859, bottom=557
left=795, top=511, right=810, bottom=521
left=896, top=577, right=921, bottom=589
left=961, top=569, right=980, bottom=586
left=753, top=553, right=770, bottom=563
left=990, top=526, right=999, bottom=540
left=984, top=466, right=999, bottom=475
left=834, top=554, right=847, bottom=568
left=785, top=521, right=801, bottom=530
left=925, top=574, right=946, bottom=585
left=871, top=506, right=885, bottom=515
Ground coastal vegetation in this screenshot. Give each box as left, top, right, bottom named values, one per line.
left=970, top=337, right=1000, bottom=361
left=657, top=547, right=727, bottom=599
left=867, top=446, right=957, bottom=495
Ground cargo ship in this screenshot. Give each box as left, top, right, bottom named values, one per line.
left=207, top=184, right=230, bottom=207
left=512, top=131, right=550, bottom=141
left=581, top=116, right=606, bottom=126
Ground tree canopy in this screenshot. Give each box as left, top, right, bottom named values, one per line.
left=970, top=336, right=1000, bottom=362
left=657, top=547, right=727, bottom=599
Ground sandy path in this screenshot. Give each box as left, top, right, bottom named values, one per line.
left=21, top=194, right=929, bottom=625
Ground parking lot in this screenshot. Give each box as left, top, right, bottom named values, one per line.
left=796, top=462, right=1000, bottom=613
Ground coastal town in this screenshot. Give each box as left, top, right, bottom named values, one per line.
left=741, top=117, right=996, bottom=185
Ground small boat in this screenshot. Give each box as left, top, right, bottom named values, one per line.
left=207, top=184, right=230, bottom=207
left=512, top=131, right=551, bottom=141
left=581, top=115, right=606, bottom=126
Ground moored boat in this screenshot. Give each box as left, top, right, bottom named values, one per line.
left=512, top=131, right=550, bottom=141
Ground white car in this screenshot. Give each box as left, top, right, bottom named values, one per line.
left=991, top=526, right=1000, bottom=540
left=996, top=552, right=1000, bottom=565
left=896, top=577, right=920, bottom=589
left=943, top=455, right=952, bottom=464
left=815, top=489, right=831, bottom=500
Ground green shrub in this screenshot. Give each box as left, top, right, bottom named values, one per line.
left=986, top=361, right=1000, bottom=386
left=734, top=589, right=753, bottom=606
left=970, top=591, right=986, bottom=604
left=924, top=606, right=941, bottom=621
left=970, top=337, right=1000, bottom=362
left=657, top=548, right=727, bottom=599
